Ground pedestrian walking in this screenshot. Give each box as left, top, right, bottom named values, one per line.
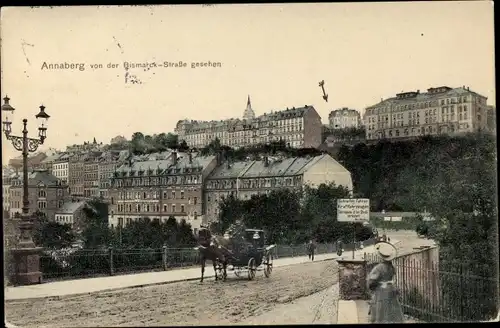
left=336, top=239, right=343, bottom=256
left=307, top=239, right=316, bottom=261
left=366, top=241, right=404, bottom=323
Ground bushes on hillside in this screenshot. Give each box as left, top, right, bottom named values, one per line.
left=214, top=183, right=374, bottom=245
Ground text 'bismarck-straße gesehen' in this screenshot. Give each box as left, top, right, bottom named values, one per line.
left=124, top=61, right=223, bottom=69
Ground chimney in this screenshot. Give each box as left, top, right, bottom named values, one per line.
left=417, top=89, right=420, bottom=94
left=264, top=156, right=269, bottom=167
left=172, top=151, right=178, bottom=165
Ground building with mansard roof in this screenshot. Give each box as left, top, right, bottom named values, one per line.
left=175, top=96, right=323, bottom=150
left=363, top=85, right=491, bottom=141
left=108, top=152, right=218, bottom=234
left=203, top=153, right=353, bottom=223
left=9, top=169, right=68, bottom=220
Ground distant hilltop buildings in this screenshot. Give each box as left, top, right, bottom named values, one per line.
left=174, top=95, right=323, bottom=150
left=328, top=108, right=362, bottom=130
left=362, top=85, right=494, bottom=141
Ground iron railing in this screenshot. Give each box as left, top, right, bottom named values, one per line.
left=364, top=250, right=499, bottom=322
left=37, top=238, right=377, bottom=281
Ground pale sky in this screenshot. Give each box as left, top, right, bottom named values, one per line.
left=1, top=2, right=495, bottom=161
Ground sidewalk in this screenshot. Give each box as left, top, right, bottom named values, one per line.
left=4, top=247, right=363, bottom=301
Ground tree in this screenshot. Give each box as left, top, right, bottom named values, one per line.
left=38, top=222, right=76, bottom=249
left=162, top=216, right=178, bottom=246
left=81, top=200, right=112, bottom=249
left=200, top=137, right=222, bottom=156
left=176, top=219, right=196, bottom=247
left=131, top=132, right=146, bottom=154
left=217, top=194, right=244, bottom=234
left=32, top=210, right=49, bottom=247
left=165, top=133, right=179, bottom=149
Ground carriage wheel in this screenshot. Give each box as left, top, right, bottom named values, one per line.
left=247, top=258, right=256, bottom=281
left=264, top=252, right=273, bottom=278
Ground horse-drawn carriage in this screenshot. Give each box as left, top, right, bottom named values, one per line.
left=196, top=223, right=276, bottom=282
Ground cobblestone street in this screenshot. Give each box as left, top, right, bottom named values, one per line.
left=6, top=260, right=338, bottom=327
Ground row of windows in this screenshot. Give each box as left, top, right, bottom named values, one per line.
left=55, top=215, right=73, bottom=224
left=187, top=125, right=305, bottom=139
left=184, top=118, right=304, bottom=135
left=366, top=96, right=472, bottom=116
left=206, top=176, right=302, bottom=190
left=53, top=163, right=68, bottom=170
left=117, top=190, right=198, bottom=201
left=116, top=203, right=198, bottom=216
left=367, top=123, right=472, bottom=139
left=368, top=112, right=473, bottom=130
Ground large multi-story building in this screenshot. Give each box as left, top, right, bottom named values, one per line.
left=108, top=152, right=218, bottom=234
left=84, top=151, right=102, bottom=198
left=203, top=153, right=353, bottom=223
left=175, top=97, right=323, bottom=150
left=487, top=105, right=496, bottom=135
left=328, top=108, right=362, bottom=130
left=68, top=152, right=86, bottom=197
left=9, top=169, right=69, bottom=220
left=97, top=150, right=131, bottom=201
left=363, top=86, right=490, bottom=141
left=52, top=153, right=70, bottom=184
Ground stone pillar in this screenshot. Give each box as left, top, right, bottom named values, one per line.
left=11, top=248, right=43, bottom=285
left=336, top=259, right=368, bottom=300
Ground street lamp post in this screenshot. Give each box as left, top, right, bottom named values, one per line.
left=2, top=95, right=50, bottom=285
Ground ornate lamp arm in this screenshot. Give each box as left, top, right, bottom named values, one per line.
left=5, top=134, right=44, bottom=153
left=4, top=135, right=24, bottom=152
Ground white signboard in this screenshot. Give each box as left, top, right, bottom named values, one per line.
left=391, top=216, right=403, bottom=222
left=383, top=216, right=391, bottom=222
left=337, top=198, right=370, bottom=222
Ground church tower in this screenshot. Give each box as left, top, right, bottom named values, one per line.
left=242, top=95, right=256, bottom=120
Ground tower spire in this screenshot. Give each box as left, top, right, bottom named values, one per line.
left=243, top=95, right=255, bottom=120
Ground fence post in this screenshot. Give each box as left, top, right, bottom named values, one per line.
left=401, top=257, right=406, bottom=307
left=162, top=246, right=167, bottom=271
left=109, top=247, right=114, bottom=276
left=459, top=264, right=464, bottom=321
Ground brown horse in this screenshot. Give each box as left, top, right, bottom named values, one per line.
left=195, top=227, right=230, bottom=283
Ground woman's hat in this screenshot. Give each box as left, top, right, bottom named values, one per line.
left=375, top=241, right=397, bottom=261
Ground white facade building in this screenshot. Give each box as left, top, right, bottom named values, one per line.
left=363, top=86, right=490, bottom=141
left=328, top=108, right=362, bottom=129
left=52, top=154, right=70, bottom=184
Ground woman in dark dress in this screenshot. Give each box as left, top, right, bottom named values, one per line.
left=366, top=242, right=405, bottom=323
